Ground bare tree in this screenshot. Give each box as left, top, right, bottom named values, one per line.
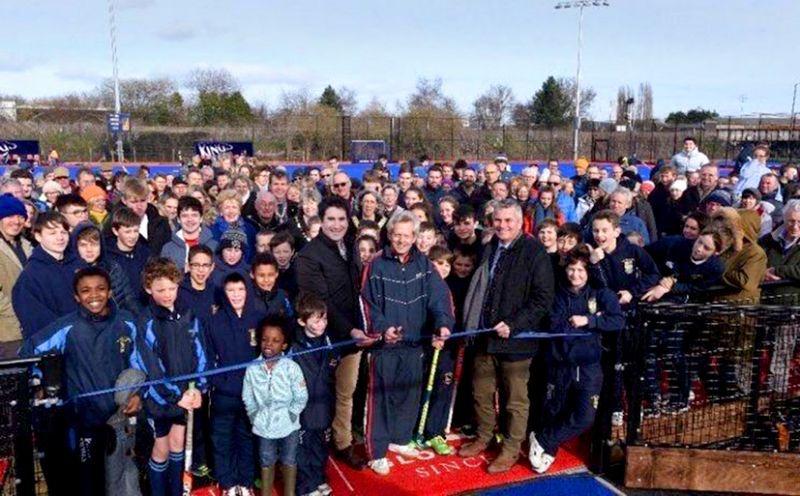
left=185, top=68, right=240, bottom=96
left=277, top=88, right=314, bottom=115
left=636, top=82, right=654, bottom=123
left=471, top=84, right=516, bottom=129
left=337, top=86, right=358, bottom=115
left=407, top=77, right=458, bottom=113
left=557, top=78, right=596, bottom=120
left=96, top=77, right=177, bottom=112
left=616, top=85, right=634, bottom=124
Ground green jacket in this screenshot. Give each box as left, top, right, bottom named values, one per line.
left=759, top=227, right=800, bottom=304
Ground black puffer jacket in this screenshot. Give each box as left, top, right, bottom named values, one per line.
left=295, top=233, right=362, bottom=347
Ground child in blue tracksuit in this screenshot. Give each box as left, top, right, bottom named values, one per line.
left=243, top=316, right=308, bottom=496
left=207, top=272, right=263, bottom=494
left=22, top=266, right=146, bottom=496
left=529, top=245, right=624, bottom=474
left=420, top=246, right=459, bottom=455
left=291, top=293, right=338, bottom=496
left=136, top=258, right=207, bottom=496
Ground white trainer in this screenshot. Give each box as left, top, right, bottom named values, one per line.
left=533, top=453, right=555, bottom=474
left=368, top=457, right=390, bottom=475
left=528, top=432, right=545, bottom=469
left=388, top=442, right=421, bottom=459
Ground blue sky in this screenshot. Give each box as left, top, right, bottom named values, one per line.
left=2, top=0, right=795, bottom=119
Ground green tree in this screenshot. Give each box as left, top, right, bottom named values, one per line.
left=529, top=76, right=572, bottom=128
left=194, top=90, right=252, bottom=125
left=665, top=108, right=719, bottom=124
left=319, top=85, right=343, bottom=112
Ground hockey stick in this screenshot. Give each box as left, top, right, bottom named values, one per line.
left=445, top=343, right=465, bottom=434
left=182, top=382, right=195, bottom=496
left=414, top=348, right=441, bottom=445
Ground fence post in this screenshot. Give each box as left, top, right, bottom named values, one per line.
left=672, top=123, right=678, bottom=156
left=389, top=117, right=395, bottom=161
left=525, top=126, right=530, bottom=160
left=726, top=116, right=732, bottom=164
left=450, top=117, right=455, bottom=160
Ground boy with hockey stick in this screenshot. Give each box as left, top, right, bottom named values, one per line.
left=22, top=266, right=146, bottom=496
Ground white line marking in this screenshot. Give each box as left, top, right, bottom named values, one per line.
left=329, top=456, right=356, bottom=493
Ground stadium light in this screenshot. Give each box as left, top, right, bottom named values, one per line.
left=555, top=0, right=610, bottom=161
left=107, top=0, right=124, bottom=163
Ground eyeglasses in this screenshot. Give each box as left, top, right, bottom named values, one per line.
left=333, top=182, right=348, bottom=188
left=189, top=263, right=213, bottom=269
left=547, top=182, right=561, bottom=186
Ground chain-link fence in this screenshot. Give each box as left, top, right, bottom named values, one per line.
left=3, top=115, right=799, bottom=164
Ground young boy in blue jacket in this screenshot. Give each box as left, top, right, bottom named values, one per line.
left=291, top=293, right=338, bottom=496
left=529, top=245, right=624, bottom=474
left=106, top=206, right=151, bottom=304
left=13, top=210, right=86, bottom=338
left=136, top=258, right=206, bottom=496
left=588, top=210, right=660, bottom=426
left=250, top=252, right=294, bottom=320
left=22, top=266, right=145, bottom=496
left=206, top=272, right=263, bottom=495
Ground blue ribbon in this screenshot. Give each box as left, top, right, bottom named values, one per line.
left=62, top=327, right=591, bottom=403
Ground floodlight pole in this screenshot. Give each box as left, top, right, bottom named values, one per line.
left=108, top=0, right=124, bottom=163
left=791, top=82, right=799, bottom=162
left=555, top=1, right=609, bottom=161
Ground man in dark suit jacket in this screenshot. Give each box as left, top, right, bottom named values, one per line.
left=295, top=196, right=368, bottom=469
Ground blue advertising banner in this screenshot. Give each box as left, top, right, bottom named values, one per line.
left=107, top=113, right=131, bottom=133
left=0, top=140, right=40, bottom=160
left=194, top=141, right=254, bottom=158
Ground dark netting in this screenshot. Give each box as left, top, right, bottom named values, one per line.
left=619, top=302, right=800, bottom=454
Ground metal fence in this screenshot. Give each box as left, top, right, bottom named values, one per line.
left=3, top=115, right=800, bottom=164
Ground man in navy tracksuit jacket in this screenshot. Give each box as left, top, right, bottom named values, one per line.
left=206, top=273, right=262, bottom=492
left=360, top=213, right=455, bottom=473
left=291, top=318, right=338, bottom=495
left=21, top=268, right=146, bottom=495
left=528, top=247, right=624, bottom=473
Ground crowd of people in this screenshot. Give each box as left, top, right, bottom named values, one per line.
left=4, top=139, right=800, bottom=496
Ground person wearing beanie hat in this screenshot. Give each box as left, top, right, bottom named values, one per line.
left=0, top=193, right=32, bottom=356
left=81, top=185, right=110, bottom=227
left=212, top=228, right=250, bottom=290
left=599, top=178, right=618, bottom=196
left=702, top=189, right=733, bottom=216
left=640, top=181, right=656, bottom=198
left=40, top=180, right=64, bottom=209
left=669, top=178, right=688, bottom=198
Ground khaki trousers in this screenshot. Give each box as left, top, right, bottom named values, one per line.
left=472, top=352, right=532, bottom=454
left=332, top=351, right=362, bottom=450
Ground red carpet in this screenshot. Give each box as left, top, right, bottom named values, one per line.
left=326, top=436, right=586, bottom=496
left=192, top=436, right=586, bottom=496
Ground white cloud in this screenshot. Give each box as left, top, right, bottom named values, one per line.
left=116, top=0, right=155, bottom=11
left=156, top=25, right=197, bottom=42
